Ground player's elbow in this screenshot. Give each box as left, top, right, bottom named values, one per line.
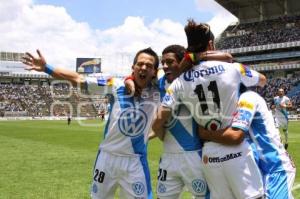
left=230, top=133, right=244, bottom=145
left=225, top=129, right=244, bottom=145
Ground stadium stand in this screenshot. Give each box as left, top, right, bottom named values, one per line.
left=216, top=0, right=300, bottom=116
left=1, top=0, right=300, bottom=119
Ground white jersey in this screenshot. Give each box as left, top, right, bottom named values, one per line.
left=273, top=95, right=290, bottom=121
left=162, top=61, right=260, bottom=130
left=232, top=91, right=296, bottom=174
left=86, top=73, right=159, bottom=156
left=157, top=72, right=201, bottom=153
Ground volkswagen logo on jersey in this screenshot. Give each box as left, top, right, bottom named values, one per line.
left=118, top=108, right=148, bottom=137
left=132, top=182, right=145, bottom=195
left=192, top=179, right=206, bottom=193
left=205, top=119, right=222, bottom=131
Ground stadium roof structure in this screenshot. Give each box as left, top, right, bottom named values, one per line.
left=216, top=0, right=300, bottom=23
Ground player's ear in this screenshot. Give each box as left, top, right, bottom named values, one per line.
left=208, top=40, right=215, bottom=50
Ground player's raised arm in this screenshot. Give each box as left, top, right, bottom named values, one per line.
left=22, top=49, right=85, bottom=85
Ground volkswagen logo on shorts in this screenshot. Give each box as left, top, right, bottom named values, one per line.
left=157, top=183, right=166, bottom=193
left=118, top=108, right=148, bottom=137
left=132, top=182, right=145, bottom=195
left=192, top=179, right=206, bottom=193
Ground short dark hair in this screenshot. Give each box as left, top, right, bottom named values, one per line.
left=133, top=47, right=159, bottom=69
left=185, top=19, right=215, bottom=52
left=162, top=45, right=185, bottom=63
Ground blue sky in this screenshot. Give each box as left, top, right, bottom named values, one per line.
left=1, top=0, right=237, bottom=74
left=35, top=0, right=214, bottom=30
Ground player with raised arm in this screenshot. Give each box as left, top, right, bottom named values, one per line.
left=271, top=88, right=293, bottom=149
left=152, top=20, right=267, bottom=199
left=22, top=48, right=160, bottom=199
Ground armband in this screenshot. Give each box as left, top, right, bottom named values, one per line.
left=45, top=64, right=55, bottom=75
left=184, top=52, right=196, bottom=63
left=124, top=75, right=135, bottom=82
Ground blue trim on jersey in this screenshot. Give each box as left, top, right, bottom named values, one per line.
left=131, top=135, right=147, bottom=155
left=103, top=95, right=115, bottom=138
left=280, top=109, right=289, bottom=121
left=93, top=150, right=101, bottom=170
left=116, top=86, right=148, bottom=155
left=266, top=171, right=289, bottom=199
left=205, top=188, right=210, bottom=199
left=116, top=86, right=134, bottom=109
left=158, top=75, right=167, bottom=100
left=139, top=154, right=152, bottom=199
left=251, top=112, right=285, bottom=174
left=169, top=116, right=201, bottom=151
left=246, top=138, right=260, bottom=165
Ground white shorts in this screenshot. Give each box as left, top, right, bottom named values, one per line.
left=274, top=111, right=288, bottom=129
left=264, top=170, right=296, bottom=199
left=91, top=150, right=152, bottom=199
left=156, top=151, right=208, bottom=199
left=202, top=141, right=264, bottom=199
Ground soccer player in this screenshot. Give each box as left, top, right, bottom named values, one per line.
left=271, top=88, right=292, bottom=149
left=126, top=45, right=233, bottom=198
left=152, top=20, right=267, bottom=199
left=22, top=48, right=160, bottom=199
left=200, top=85, right=296, bottom=199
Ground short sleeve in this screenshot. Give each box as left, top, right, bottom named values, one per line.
left=161, top=79, right=183, bottom=110
left=233, top=63, right=260, bottom=87
left=231, top=92, right=257, bottom=132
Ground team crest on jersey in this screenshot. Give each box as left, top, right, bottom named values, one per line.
left=205, top=119, right=222, bottom=131
left=157, top=183, right=166, bottom=193
left=192, top=179, right=206, bottom=193
left=132, top=182, right=145, bottom=195
left=118, top=108, right=148, bottom=137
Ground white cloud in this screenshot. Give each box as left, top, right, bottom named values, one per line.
left=0, top=1, right=187, bottom=75
left=195, top=0, right=238, bottom=38
left=0, top=0, right=236, bottom=76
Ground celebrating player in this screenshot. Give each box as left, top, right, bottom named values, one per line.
left=271, top=88, right=293, bottom=149
left=22, top=48, right=160, bottom=199
left=152, top=19, right=267, bottom=199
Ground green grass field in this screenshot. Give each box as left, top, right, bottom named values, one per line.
left=0, top=120, right=299, bottom=199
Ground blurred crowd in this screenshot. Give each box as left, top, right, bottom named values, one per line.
left=216, top=15, right=300, bottom=49
left=254, top=75, right=300, bottom=114
left=0, top=83, right=108, bottom=118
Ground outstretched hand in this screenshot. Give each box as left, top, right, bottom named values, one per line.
left=22, top=49, right=46, bottom=72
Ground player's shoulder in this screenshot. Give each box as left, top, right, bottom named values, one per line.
left=240, top=91, right=263, bottom=104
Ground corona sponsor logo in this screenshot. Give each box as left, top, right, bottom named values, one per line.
left=183, top=65, right=225, bottom=82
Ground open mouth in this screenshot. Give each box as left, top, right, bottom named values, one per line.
left=139, top=73, right=146, bottom=80
left=165, top=71, right=172, bottom=77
